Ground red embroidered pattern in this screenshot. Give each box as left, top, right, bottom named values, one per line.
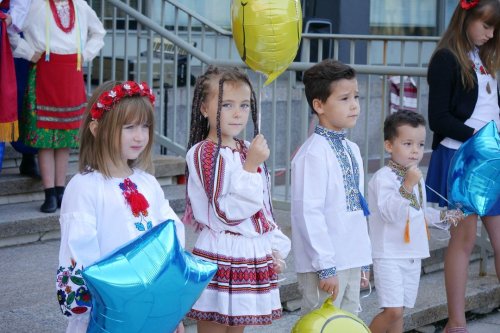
left=119, top=178, right=152, bottom=231
left=187, top=309, right=282, bottom=326
left=195, top=141, right=244, bottom=226
left=194, top=139, right=277, bottom=234
left=472, top=62, right=488, bottom=75
left=49, top=0, right=75, bottom=33
left=120, top=178, right=149, bottom=217
left=192, top=248, right=279, bottom=293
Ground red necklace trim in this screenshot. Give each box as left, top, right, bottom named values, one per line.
left=49, top=0, right=75, bottom=33
left=119, top=178, right=149, bottom=217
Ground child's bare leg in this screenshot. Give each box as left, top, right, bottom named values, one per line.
left=482, top=215, right=500, bottom=280
left=228, top=326, right=245, bottom=333
left=387, top=315, right=404, bottom=333
left=369, top=307, right=404, bottom=333
left=444, top=214, right=478, bottom=329
left=197, top=321, right=245, bottom=333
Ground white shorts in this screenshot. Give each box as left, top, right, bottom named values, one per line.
left=373, top=258, right=422, bottom=308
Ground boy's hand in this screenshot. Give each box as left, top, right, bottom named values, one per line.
left=445, top=209, right=465, bottom=226
left=244, top=134, right=269, bottom=172
left=319, top=276, right=339, bottom=301
left=360, top=270, right=370, bottom=289
left=403, top=165, right=422, bottom=190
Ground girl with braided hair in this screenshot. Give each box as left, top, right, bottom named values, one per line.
left=183, top=66, right=291, bottom=332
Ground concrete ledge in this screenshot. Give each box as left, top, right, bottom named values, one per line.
left=0, top=155, right=186, bottom=197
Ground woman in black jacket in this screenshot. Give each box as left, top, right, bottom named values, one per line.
left=426, top=1, right=500, bottom=332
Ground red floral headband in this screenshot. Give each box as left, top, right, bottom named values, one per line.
left=90, top=81, right=156, bottom=120
left=461, top=0, right=480, bottom=10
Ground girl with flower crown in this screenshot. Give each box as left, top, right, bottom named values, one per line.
left=9, top=0, right=105, bottom=213
left=183, top=66, right=291, bottom=332
left=425, top=1, right=500, bottom=332
left=56, top=81, right=185, bottom=333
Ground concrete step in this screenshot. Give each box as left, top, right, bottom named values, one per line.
left=0, top=183, right=186, bottom=248
left=0, top=153, right=185, bottom=200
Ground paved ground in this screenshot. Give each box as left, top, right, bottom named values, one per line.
left=1, top=236, right=499, bottom=333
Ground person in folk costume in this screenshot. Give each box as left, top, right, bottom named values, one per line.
left=183, top=66, right=291, bottom=332
left=5, top=0, right=40, bottom=178
left=10, top=0, right=105, bottom=212
left=0, top=0, right=19, bottom=171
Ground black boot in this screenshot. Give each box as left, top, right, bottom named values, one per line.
left=55, top=186, right=65, bottom=208
left=19, top=153, right=41, bottom=179
left=40, top=188, right=57, bottom=213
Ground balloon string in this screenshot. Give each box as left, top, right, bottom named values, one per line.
left=425, top=184, right=459, bottom=209
left=356, top=271, right=372, bottom=314
left=258, top=74, right=263, bottom=133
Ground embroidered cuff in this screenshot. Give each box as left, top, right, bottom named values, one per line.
left=361, top=265, right=371, bottom=272
left=399, top=184, right=413, bottom=199
left=317, top=267, right=337, bottom=280
left=399, top=184, right=419, bottom=208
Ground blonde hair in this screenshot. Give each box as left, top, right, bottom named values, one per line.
left=79, top=81, right=155, bottom=177
left=433, top=0, right=500, bottom=90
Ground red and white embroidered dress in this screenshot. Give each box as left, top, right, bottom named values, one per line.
left=185, top=139, right=291, bottom=326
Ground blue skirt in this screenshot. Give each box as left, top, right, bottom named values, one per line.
left=426, top=144, right=500, bottom=216
left=426, top=144, right=456, bottom=207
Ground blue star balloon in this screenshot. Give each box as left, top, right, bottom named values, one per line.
left=448, top=121, right=500, bottom=216
left=82, top=220, right=217, bottom=333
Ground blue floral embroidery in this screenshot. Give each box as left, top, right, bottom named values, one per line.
left=315, top=125, right=367, bottom=214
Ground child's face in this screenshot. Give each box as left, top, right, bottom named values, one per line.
left=467, top=18, right=495, bottom=47
left=314, top=78, right=360, bottom=131
left=202, top=81, right=251, bottom=144
left=120, top=122, right=150, bottom=163
left=385, top=124, right=426, bottom=168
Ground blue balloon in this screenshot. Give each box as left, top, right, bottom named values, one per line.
left=82, top=220, right=217, bottom=333
left=448, top=121, right=500, bottom=216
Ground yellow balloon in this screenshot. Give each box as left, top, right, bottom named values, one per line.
left=231, top=0, right=302, bottom=86
left=292, top=298, right=371, bottom=333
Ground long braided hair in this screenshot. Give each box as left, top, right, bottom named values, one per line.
left=183, top=66, right=259, bottom=228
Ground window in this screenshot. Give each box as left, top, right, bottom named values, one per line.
left=370, top=0, right=438, bottom=36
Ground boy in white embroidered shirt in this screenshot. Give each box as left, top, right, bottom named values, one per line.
left=368, top=110, right=463, bottom=333
left=291, top=59, right=372, bottom=315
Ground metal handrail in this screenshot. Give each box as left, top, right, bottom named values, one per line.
left=108, top=0, right=428, bottom=77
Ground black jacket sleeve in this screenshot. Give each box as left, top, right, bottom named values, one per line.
left=427, top=49, right=476, bottom=149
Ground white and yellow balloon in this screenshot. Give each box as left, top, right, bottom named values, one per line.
left=231, top=0, right=302, bottom=86
left=292, top=298, right=371, bottom=333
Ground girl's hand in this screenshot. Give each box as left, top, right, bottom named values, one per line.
left=3, top=14, right=12, bottom=26
left=244, top=134, right=269, bottom=172
left=31, top=52, right=43, bottom=63
left=271, top=250, right=285, bottom=274
left=403, top=165, right=422, bottom=190
left=174, top=322, right=184, bottom=333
